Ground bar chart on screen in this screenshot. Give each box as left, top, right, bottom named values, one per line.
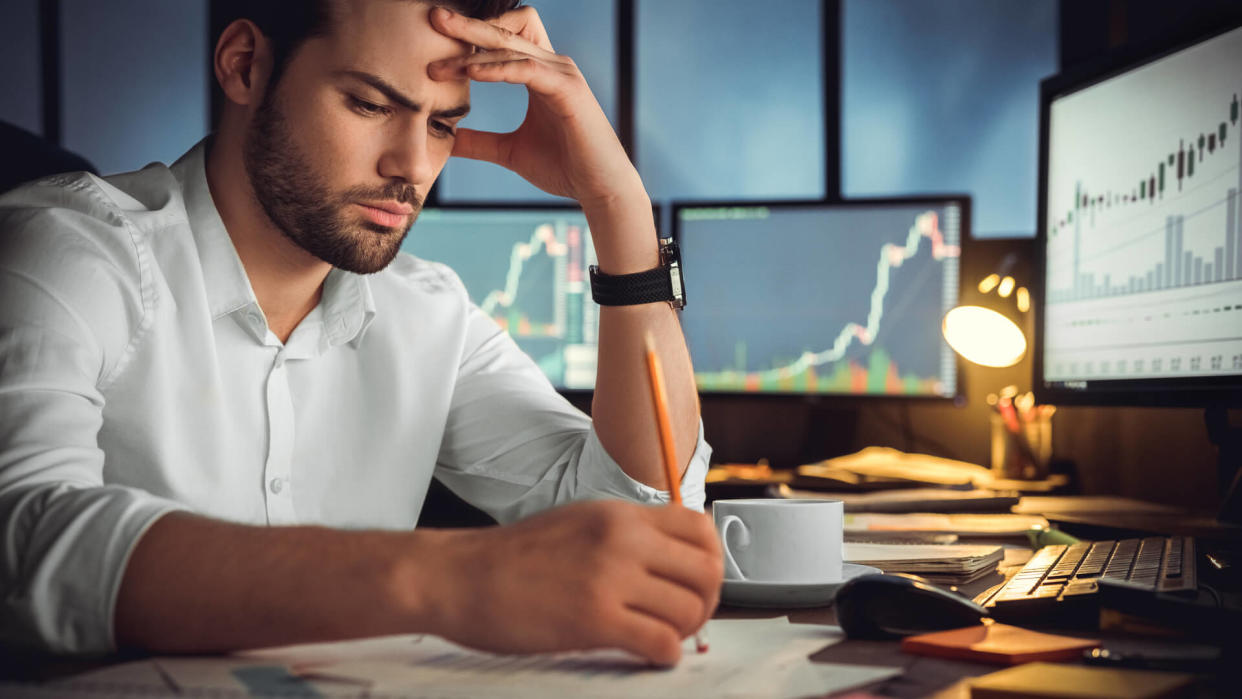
left=1043, top=25, right=1242, bottom=382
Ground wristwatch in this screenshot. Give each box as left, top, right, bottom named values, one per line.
left=589, top=237, right=686, bottom=309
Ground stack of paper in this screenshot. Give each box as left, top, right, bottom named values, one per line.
left=845, top=542, right=1005, bottom=584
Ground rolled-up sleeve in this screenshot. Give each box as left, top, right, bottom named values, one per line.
left=433, top=303, right=711, bottom=526
left=0, top=191, right=186, bottom=654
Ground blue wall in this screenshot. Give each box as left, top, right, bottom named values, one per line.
left=635, top=0, right=826, bottom=202
left=0, top=0, right=42, bottom=135
left=842, top=0, right=1059, bottom=238
left=60, top=0, right=209, bottom=175
left=8, top=0, right=1061, bottom=229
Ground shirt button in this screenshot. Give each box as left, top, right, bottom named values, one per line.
left=269, top=477, right=284, bottom=494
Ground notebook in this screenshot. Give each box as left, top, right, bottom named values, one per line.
left=844, top=542, right=1004, bottom=584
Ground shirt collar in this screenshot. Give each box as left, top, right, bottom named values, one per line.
left=169, top=138, right=376, bottom=349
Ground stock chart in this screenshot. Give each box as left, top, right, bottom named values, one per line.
left=678, top=203, right=961, bottom=397
left=402, top=208, right=598, bottom=389
left=1043, top=26, right=1242, bottom=381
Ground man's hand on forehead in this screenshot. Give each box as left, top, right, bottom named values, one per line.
left=426, top=6, right=568, bottom=95
left=425, top=5, right=643, bottom=207
left=437, top=4, right=554, bottom=54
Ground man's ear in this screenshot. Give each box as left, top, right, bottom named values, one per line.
left=214, top=19, right=273, bottom=108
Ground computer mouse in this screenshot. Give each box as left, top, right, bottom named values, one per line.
left=834, top=573, right=990, bottom=640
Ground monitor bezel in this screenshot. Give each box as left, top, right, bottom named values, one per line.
left=671, top=195, right=971, bottom=404
left=1031, top=21, right=1242, bottom=409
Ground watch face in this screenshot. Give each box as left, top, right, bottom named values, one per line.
left=660, top=239, right=686, bottom=309
left=670, top=260, right=686, bottom=309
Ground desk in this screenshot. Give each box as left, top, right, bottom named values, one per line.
left=2, top=496, right=1237, bottom=698
left=719, top=566, right=1232, bottom=698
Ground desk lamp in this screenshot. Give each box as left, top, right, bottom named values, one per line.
left=941, top=244, right=1048, bottom=480
left=942, top=250, right=1029, bottom=370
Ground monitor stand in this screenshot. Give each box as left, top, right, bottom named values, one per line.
left=1207, top=407, right=1242, bottom=525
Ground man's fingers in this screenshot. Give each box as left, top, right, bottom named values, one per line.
left=601, top=608, right=683, bottom=667
left=461, top=58, right=566, bottom=96
left=648, top=506, right=723, bottom=555
left=451, top=127, right=509, bottom=166
left=488, top=5, right=554, bottom=52
left=429, top=6, right=555, bottom=59
left=622, top=574, right=710, bottom=640
left=641, top=536, right=721, bottom=623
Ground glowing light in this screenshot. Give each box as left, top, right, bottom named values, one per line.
left=942, top=306, right=1027, bottom=368
left=978, top=274, right=1000, bottom=293
left=998, top=276, right=1016, bottom=298
left=1016, top=287, right=1031, bottom=313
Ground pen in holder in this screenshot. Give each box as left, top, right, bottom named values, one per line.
left=989, top=393, right=1054, bottom=481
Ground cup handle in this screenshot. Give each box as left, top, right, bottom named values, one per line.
left=718, top=514, right=750, bottom=581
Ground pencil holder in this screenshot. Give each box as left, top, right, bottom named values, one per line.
left=989, top=409, right=1053, bottom=480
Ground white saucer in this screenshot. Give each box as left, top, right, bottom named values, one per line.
left=720, top=564, right=881, bottom=609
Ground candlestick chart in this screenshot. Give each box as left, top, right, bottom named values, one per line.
left=1043, top=24, right=1242, bottom=382
left=678, top=202, right=962, bottom=397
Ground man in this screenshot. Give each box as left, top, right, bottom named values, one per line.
left=0, top=0, right=722, bottom=666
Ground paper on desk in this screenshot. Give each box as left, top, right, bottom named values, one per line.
left=845, top=512, right=1049, bottom=537
left=798, top=446, right=995, bottom=487
left=296, top=618, right=899, bottom=699
left=154, top=656, right=352, bottom=696
left=43, top=660, right=175, bottom=695
left=845, top=542, right=1003, bottom=567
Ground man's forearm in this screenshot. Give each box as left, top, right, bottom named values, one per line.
left=585, top=189, right=700, bottom=489
left=114, top=511, right=444, bottom=652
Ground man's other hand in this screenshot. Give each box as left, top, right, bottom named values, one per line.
left=416, top=500, right=723, bottom=666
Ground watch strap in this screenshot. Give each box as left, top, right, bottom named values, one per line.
left=589, top=265, right=675, bottom=306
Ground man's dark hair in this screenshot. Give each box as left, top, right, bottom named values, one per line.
left=210, top=0, right=522, bottom=123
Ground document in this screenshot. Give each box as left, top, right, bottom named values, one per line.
left=40, top=619, right=900, bottom=698
left=292, top=618, right=898, bottom=698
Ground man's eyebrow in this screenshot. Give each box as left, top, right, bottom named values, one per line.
left=334, top=69, right=470, bottom=119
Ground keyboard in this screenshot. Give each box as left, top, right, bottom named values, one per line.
left=981, top=536, right=1196, bottom=626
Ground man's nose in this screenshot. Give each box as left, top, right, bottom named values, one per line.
left=378, top=124, right=435, bottom=186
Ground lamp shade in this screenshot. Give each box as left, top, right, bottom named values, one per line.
left=942, top=305, right=1027, bottom=368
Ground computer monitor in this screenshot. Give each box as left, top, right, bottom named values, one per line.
left=1033, top=22, right=1242, bottom=408
left=402, top=205, right=599, bottom=391
left=673, top=197, right=968, bottom=400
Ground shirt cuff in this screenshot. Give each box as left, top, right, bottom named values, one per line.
left=576, top=420, right=712, bottom=512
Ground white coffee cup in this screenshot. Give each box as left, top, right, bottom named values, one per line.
left=712, top=499, right=844, bottom=584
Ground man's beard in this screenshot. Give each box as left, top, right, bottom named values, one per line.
left=242, top=85, right=421, bottom=275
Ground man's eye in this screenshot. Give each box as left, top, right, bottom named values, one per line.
left=350, top=97, right=390, bottom=117
left=430, top=121, right=456, bottom=138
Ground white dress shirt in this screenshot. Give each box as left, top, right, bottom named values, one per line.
left=0, top=141, right=711, bottom=654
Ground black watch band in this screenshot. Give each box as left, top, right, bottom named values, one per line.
left=589, top=238, right=686, bottom=309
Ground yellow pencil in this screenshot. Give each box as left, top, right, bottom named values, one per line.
left=643, top=331, right=708, bottom=653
